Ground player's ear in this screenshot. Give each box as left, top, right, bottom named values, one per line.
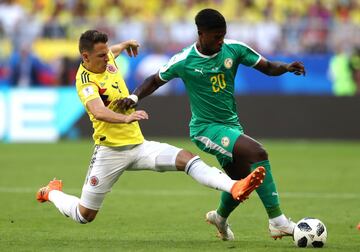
left=82, top=52, right=89, bottom=62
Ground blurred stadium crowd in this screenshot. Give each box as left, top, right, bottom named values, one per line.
left=0, top=0, right=359, bottom=94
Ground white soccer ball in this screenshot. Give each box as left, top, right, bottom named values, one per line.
left=293, top=218, right=327, bottom=248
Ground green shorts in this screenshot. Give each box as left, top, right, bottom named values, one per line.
left=190, top=123, right=244, bottom=168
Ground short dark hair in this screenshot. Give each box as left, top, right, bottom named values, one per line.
left=79, top=30, right=108, bottom=53
left=195, top=8, right=226, bottom=31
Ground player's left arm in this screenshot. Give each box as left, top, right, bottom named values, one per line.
left=254, top=57, right=306, bottom=76
left=110, top=40, right=139, bottom=58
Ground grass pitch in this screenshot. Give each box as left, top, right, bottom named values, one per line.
left=0, top=138, right=359, bottom=251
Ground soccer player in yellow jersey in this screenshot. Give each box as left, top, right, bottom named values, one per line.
left=36, top=30, right=265, bottom=227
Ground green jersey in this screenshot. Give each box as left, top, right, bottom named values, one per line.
left=159, top=39, right=261, bottom=134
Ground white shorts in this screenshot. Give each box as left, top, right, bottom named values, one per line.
left=80, top=140, right=181, bottom=210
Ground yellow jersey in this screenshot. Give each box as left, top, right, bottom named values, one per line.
left=75, top=51, right=144, bottom=147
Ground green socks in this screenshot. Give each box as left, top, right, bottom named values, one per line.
left=217, top=191, right=241, bottom=218
left=251, top=160, right=281, bottom=218
left=217, top=160, right=282, bottom=219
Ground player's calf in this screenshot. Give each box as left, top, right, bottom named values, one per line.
left=183, top=155, right=238, bottom=193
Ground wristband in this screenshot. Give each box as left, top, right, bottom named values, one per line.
left=127, top=94, right=138, bottom=104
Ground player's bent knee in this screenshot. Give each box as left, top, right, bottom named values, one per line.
left=84, top=214, right=96, bottom=223
left=175, top=150, right=196, bottom=171
left=79, top=204, right=98, bottom=223
left=256, top=147, right=268, bottom=161
left=178, top=150, right=196, bottom=160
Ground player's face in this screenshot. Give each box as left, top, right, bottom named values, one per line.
left=82, top=42, right=109, bottom=73
left=199, top=28, right=226, bottom=55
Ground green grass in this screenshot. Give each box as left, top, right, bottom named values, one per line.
left=0, top=139, right=359, bottom=251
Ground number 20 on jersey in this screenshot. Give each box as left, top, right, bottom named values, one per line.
left=210, top=74, right=227, bottom=93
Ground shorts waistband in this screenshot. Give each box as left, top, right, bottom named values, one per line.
left=96, top=144, right=139, bottom=151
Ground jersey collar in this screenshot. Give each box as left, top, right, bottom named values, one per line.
left=193, top=43, right=220, bottom=59
left=81, top=62, right=104, bottom=75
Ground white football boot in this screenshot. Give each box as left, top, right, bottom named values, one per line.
left=206, top=210, right=235, bottom=241
left=269, top=217, right=296, bottom=240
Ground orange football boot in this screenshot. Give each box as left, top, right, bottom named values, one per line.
left=230, top=166, right=266, bottom=202
left=36, top=179, right=63, bottom=203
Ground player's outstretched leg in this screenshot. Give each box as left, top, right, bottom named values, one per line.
left=36, top=179, right=88, bottom=224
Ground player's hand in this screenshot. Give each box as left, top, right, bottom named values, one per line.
left=287, top=61, right=306, bottom=76
left=116, top=97, right=136, bottom=110
left=123, top=40, right=139, bottom=57
left=125, top=110, right=148, bottom=123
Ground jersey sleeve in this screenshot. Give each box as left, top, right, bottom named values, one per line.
left=77, top=81, right=100, bottom=106
left=158, top=53, right=184, bottom=81
left=229, top=41, right=261, bottom=67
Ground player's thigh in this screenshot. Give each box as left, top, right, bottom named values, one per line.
left=233, top=134, right=268, bottom=162
left=191, top=124, right=242, bottom=168
left=223, top=134, right=268, bottom=179
left=128, top=140, right=182, bottom=172
left=81, top=145, right=133, bottom=210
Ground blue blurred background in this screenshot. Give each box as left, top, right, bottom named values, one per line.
left=0, top=0, right=359, bottom=95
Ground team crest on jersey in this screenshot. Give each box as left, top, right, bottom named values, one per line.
left=107, top=64, right=118, bottom=73
left=224, top=58, right=233, bottom=69
left=221, top=137, right=230, bottom=147
left=89, top=176, right=99, bottom=186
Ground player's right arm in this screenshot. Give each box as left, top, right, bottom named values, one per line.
left=87, top=97, right=148, bottom=123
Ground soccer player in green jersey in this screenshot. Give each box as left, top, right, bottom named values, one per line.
left=118, top=9, right=306, bottom=241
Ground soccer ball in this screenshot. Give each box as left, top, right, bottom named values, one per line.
left=293, top=218, right=327, bottom=248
